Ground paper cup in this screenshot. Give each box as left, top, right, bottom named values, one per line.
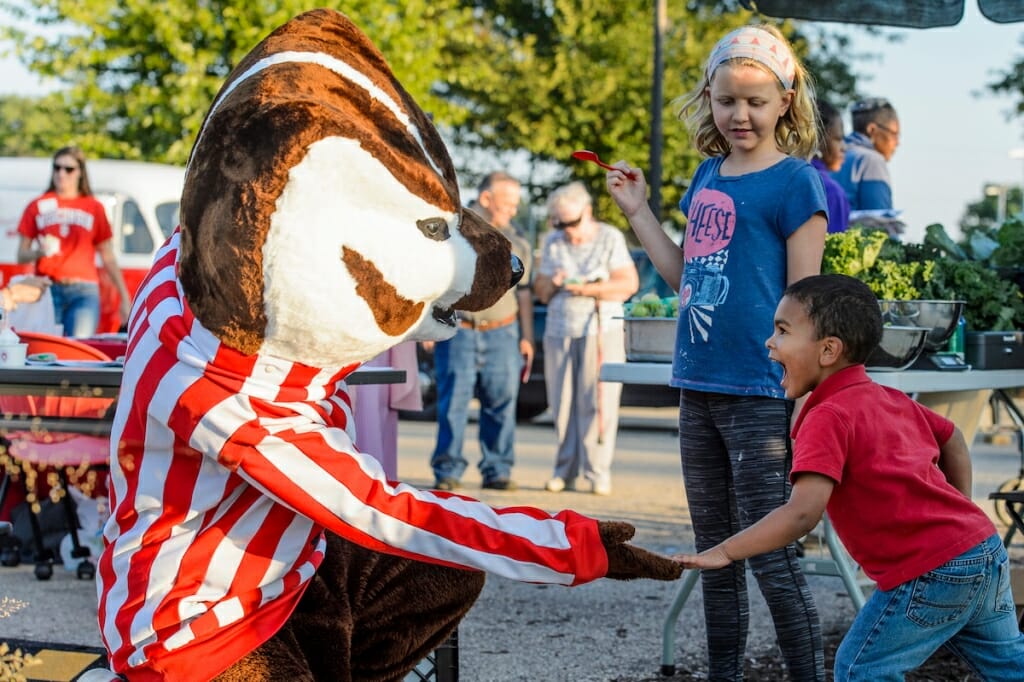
left=0, top=343, right=28, bottom=367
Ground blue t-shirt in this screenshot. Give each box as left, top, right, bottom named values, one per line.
left=674, top=155, right=827, bottom=398
left=833, top=131, right=892, bottom=211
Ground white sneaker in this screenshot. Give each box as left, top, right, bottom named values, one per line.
left=545, top=477, right=566, bottom=492
left=591, top=481, right=612, bottom=496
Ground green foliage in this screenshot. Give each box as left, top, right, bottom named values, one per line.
left=821, top=228, right=888, bottom=277
left=991, top=216, right=1024, bottom=268
left=0, top=94, right=73, bottom=156
left=822, top=226, right=1024, bottom=331
left=0, top=0, right=474, bottom=163
left=1, top=0, right=868, bottom=226
left=919, top=260, right=1024, bottom=332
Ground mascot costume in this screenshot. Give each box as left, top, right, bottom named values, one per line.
left=87, top=9, right=681, bottom=681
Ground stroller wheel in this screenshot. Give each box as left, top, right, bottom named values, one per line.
left=0, top=545, right=21, bottom=567
left=34, top=561, right=53, bottom=580
left=77, top=560, right=96, bottom=580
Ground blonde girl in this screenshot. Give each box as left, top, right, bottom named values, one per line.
left=607, top=24, right=828, bottom=680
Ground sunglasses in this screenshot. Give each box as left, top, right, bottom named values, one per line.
left=53, top=164, right=79, bottom=173
left=552, top=215, right=584, bottom=230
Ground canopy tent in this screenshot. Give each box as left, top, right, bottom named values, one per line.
left=738, top=0, right=1024, bottom=29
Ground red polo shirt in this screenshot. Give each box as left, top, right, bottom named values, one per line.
left=791, top=365, right=994, bottom=591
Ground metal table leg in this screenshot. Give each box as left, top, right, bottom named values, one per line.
left=821, top=516, right=866, bottom=611
left=660, top=568, right=700, bottom=676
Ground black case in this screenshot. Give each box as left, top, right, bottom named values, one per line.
left=965, top=331, right=1024, bottom=370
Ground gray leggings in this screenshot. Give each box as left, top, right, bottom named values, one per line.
left=679, top=389, right=824, bottom=681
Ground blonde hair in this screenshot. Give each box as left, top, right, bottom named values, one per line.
left=674, top=24, right=818, bottom=159
left=545, top=181, right=593, bottom=216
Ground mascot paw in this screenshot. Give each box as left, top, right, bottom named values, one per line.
left=598, top=520, right=683, bottom=581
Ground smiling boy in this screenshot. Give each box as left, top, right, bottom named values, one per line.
left=678, top=274, right=1024, bottom=680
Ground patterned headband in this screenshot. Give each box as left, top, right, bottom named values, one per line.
left=705, top=26, right=796, bottom=89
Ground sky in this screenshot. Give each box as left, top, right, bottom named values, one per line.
left=1, top=4, right=1022, bottom=244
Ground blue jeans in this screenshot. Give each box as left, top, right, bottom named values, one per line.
left=836, top=533, right=1024, bottom=681
left=430, top=322, right=521, bottom=483
left=50, top=281, right=100, bottom=338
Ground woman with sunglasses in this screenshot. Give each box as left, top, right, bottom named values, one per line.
left=15, top=146, right=132, bottom=337
left=533, top=181, right=639, bottom=496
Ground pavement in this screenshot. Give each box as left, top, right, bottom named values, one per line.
left=2, top=407, right=1023, bottom=681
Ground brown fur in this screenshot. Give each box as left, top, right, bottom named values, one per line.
left=342, top=246, right=425, bottom=335
left=215, top=533, right=485, bottom=682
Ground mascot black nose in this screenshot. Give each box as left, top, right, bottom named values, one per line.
left=510, top=255, right=524, bottom=288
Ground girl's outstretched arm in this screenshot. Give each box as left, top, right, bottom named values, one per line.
left=606, top=163, right=683, bottom=292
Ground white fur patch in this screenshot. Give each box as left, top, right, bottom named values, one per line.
left=260, top=137, right=477, bottom=367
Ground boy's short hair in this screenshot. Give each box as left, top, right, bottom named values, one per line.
left=784, top=275, right=882, bottom=364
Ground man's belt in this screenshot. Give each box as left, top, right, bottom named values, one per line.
left=458, top=313, right=517, bottom=331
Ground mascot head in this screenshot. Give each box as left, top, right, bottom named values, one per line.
left=178, top=9, right=520, bottom=368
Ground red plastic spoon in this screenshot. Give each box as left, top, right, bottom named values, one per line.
left=572, top=150, right=637, bottom=179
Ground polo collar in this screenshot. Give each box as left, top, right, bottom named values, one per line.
left=791, top=364, right=870, bottom=437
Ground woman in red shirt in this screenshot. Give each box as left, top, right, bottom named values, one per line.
left=16, top=146, right=131, bottom=337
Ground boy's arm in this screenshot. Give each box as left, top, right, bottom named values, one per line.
left=676, top=473, right=834, bottom=570
left=937, top=426, right=972, bottom=498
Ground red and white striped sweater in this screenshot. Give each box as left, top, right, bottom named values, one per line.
left=96, top=232, right=607, bottom=680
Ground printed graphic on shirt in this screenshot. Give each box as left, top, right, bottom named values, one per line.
left=682, top=188, right=733, bottom=343
left=34, top=206, right=97, bottom=235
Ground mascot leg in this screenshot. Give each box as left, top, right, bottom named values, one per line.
left=216, top=532, right=485, bottom=682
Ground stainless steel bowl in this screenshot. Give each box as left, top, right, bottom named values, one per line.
left=878, top=300, right=966, bottom=352
left=866, top=325, right=929, bottom=371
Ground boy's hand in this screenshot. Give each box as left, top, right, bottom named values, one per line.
left=674, top=547, right=733, bottom=571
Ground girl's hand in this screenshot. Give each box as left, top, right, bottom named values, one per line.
left=605, top=162, right=648, bottom=218
left=674, top=547, right=733, bottom=571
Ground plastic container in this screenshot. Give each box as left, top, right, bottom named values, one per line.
left=946, top=315, right=966, bottom=359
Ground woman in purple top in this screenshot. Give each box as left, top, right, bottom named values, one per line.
left=812, top=100, right=851, bottom=233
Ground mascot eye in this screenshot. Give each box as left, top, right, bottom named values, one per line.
left=417, top=217, right=450, bottom=241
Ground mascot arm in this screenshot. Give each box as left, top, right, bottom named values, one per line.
left=227, top=424, right=623, bottom=585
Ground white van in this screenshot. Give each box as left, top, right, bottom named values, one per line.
left=0, top=156, right=185, bottom=330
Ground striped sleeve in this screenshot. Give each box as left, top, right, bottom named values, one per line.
left=196, top=400, right=608, bottom=585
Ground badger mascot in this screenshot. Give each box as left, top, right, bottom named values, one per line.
left=88, top=9, right=680, bottom=681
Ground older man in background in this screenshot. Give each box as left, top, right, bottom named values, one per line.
left=429, top=171, right=534, bottom=491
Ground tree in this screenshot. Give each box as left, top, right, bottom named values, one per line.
left=437, top=1, right=865, bottom=231
left=960, top=184, right=1023, bottom=233
left=986, top=34, right=1024, bottom=117
left=1, top=0, right=865, bottom=233
left=0, top=93, right=73, bottom=156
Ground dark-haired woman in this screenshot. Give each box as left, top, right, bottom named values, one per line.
left=15, top=146, right=131, bottom=337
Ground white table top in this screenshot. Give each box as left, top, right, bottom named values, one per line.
left=600, top=362, right=1024, bottom=394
